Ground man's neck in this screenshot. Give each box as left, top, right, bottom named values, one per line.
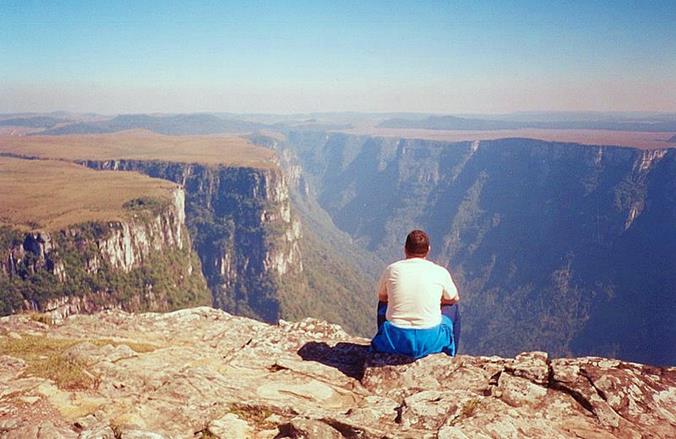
left=405, top=254, right=427, bottom=260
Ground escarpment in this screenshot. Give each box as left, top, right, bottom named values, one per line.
left=0, top=181, right=209, bottom=318
left=79, top=159, right=304, bottom=323
left=0, top=307, right=673, bottom=438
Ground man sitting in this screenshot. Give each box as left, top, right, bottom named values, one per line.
left=371, top=229, right=461, bottom=359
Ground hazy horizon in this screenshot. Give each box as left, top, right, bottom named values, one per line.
left=4, top=110, right=676, bottom=118
left=2, top=0, right=675, bottom=114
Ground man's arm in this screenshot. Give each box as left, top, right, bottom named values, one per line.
left=376, top=269, right=388, bottom=303
left=441, top=295, right=459, bottom=305
left=441, top=270, right=460, bottom=305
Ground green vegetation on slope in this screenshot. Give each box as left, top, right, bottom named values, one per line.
left=278, top=226, right=376, bottom=337
left=81, top=159, right=299, bottom=325
left=249, top=132, right=387, bottom=336
left=0, top=223, right=210, bottom=315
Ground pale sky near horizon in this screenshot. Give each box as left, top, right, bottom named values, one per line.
left=1, top=0, right=675, bottom=114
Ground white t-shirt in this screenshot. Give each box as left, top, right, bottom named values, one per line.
left=377, top=258, right=459, bottom=329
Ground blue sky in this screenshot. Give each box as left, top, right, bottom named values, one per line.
left=1, top=0, right=675, bottom=114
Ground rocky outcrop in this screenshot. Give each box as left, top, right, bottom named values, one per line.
left=0, top=187, right=209, bottom=317
left=78, top=160, right=303, bottom=323
left=0, top=307, right=673, bottom=438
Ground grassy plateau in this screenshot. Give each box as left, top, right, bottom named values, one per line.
left=0, top=156, right=178, bottom=231
left=0, top=129, right=276, bottom=167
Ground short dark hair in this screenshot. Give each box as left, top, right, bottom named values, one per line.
left=405, top=229, right=429, bottom=256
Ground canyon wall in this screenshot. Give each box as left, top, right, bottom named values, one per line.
left=79, top=160, right=304, bottom=323
left=279, top=131, right=676, bottom=365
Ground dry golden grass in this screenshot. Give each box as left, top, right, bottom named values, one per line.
left=0, top=129, right=276, bottom=167
left=461, top=398, right=480, bottom=417
left=0, top=335, right=95, bottom=390
left=0, top=334, right=156, bottom=390
left=340, top=127, right=676, bottom=150
left=0, top=156, right=177, bottom=231
left=91, top=338, right=158, bottom=353
left=27, top=312, right=53, bottom=325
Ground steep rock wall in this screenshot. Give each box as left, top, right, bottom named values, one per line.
left=79, top=160, right=303, bottom=323
left=250, top=134, right=382, bottom=336
left=0, top=188, right=209, bottom=317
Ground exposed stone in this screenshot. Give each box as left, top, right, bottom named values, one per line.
left=78, top=425, right=116, bottom=439
left=0, top=307, right=673, bottom=438
left=497, top=372, right=548, bottom=407
left=507, top=351, right=550, bottom=385
left=277, top=417, right=343, bottom=439
left=207, top=413, right=252, bottom=439
left=119, top=430, right=166, bottom=439
left=0, top=419, right=19, bottom=432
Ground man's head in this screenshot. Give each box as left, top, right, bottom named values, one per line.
left=405, top=229, right=430, bottom=258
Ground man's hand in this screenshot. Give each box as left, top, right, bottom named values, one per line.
left=441, top=295, right=459, bottom=306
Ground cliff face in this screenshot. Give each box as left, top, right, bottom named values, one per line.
left=0, top=188, right=209, bottom=318
left=281, top=131, right=676, bottom=365
left=79, top=160, right=303, bottom=323
left=250, top=134, right=382, bottom=336
left=0, top=307, right=673, bottom=438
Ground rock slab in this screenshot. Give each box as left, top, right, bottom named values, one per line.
left=0, top=307, right=674, bottom=438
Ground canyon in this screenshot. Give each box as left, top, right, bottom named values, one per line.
left=2, top=125, right=675, bottom=367
left=0, top=132, right=373, bottom=336
left=270, top=131, right=676, bottom=366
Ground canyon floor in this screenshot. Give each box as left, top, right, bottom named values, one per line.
left=0, top=307, right=673, bottom=438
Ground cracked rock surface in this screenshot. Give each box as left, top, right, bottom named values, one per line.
left=0, top=307, right=674, bottom=438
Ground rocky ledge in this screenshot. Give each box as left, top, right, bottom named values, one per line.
left=0, top=307, right=674, bottom=438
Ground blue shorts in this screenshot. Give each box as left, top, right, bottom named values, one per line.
left=371, top=315, right=456, bottom=359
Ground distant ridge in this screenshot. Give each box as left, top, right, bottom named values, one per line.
left=0, top=116, right=68, bottom=128
left=379, top=115, right=676, bottom=132
left=37, top=113, right=265, bottom=136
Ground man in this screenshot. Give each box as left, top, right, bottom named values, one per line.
left=371, top=229, right=461, bottom=359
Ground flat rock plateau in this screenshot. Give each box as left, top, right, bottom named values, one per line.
left=0, top=307, right=674, bottom=438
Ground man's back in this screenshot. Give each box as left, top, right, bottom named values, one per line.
left=378, top=258, right=458, bottom=329
left=371, top=229, right=461, bottom=359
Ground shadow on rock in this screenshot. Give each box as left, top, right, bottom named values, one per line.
left=297, top=341, right=416, bottom=380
